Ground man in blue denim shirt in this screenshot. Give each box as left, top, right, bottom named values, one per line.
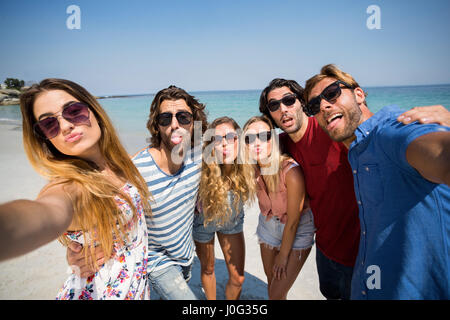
left=303, top=64, right=450, bottom=299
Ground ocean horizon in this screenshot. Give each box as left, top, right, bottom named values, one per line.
left=2, top=83, right=449, bottom=154
left=95, top=83, right=450, bottom=98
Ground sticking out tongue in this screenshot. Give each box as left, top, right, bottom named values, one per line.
left=171, top=134, right=183, bottom=145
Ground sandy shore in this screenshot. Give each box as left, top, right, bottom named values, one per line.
left=0, top=122, right=323, bottom=300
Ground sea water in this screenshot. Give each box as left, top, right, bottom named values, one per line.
left=1, top=84, right=449, bottom=154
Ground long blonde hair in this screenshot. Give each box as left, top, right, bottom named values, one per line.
left=20, top=79, right=152, bottom=267
left=241, top=115, right=290, bottom=194
left=199, top=117, right=255, bottom=226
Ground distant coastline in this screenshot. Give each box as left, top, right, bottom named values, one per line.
left=0, top=91, right=154, bottom=106
left=2, top=83, right=450, bottom=107
left=97, top=83, right=450, bottom=96
left=0, top=88, right=22, bottom=106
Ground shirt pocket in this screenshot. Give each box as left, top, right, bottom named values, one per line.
left=358, top=164, right=384, bottom=206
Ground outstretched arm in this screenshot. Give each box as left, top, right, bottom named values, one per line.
left=406, top=131, right=450, bottom=186
left=398, top=105, right=450, bottom=127
left=0, top=183, right=75, bottom=262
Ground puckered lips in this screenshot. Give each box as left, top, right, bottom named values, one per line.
left=325, top=112, right=343, bottom=132
left=253, top=146, right=262, bottom=154
left=65, top=132, right=83, bottom=143
left=222, top=147, right=233, bottom=156
left=221, top=147, right=236, bottom=163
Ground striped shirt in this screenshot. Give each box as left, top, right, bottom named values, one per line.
left=132, top=146, right=201, bottom=273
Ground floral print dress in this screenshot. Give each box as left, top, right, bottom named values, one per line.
left=56, top=183, right=150, bottom=300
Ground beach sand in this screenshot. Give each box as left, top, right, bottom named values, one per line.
left=0, top=122, right=323, bottom=300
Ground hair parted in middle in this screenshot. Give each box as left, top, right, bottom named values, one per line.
left=146, top=85, right=208, bottom=147
left=241, top=115, right=290, bottom=194
left=199, top=116, right=256, bottom=227
left=20, top=78, right=152, bottom=270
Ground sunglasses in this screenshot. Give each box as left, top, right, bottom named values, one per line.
left=244, top=131, right=272, bottom=145
left=156, top=111, right=193, bottom=127
left=213, top=132, right=238, bottom=145
left=304, top=80, right=353, bottom=117
left=34, top=102, right=91, bottom=139
left=267, top=94, right=297, bottom=112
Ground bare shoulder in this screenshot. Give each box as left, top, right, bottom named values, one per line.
left=132, top=145, right=151, bottom=159
left=147, top=146, right=160, bottom=159
left=285, top=164, right=305, bottom=187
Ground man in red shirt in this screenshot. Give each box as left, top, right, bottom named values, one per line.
left=259, top=79, right=357, bottom=299
left=258, top=78, right=450, bottom=299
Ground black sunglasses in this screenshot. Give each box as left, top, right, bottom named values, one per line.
left=244, top=131, right=272, bottom=145
left=156, top=111, right=193, bottom=126
left=267, top=94, right=297, bottom=112
left=33, top=102, right=91, bottom=139
left=213, top=132, right=238, bottom=145
left=304, top=80, right=353, bottom=117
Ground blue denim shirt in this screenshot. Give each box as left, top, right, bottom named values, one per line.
left=349, top=105, right=450, bottom=299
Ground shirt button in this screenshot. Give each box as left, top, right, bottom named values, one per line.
left=365, top=167, right=369, bottom=171
left=362, top=231, right=366, bottom=236
left=362, top=290, right=366, bottom=295
left=358, top=201, right=362, bottom=205
left=353, top=170, right=357, bottom=174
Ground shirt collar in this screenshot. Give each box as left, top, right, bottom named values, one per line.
left=350, top=105, right=401, bottom=149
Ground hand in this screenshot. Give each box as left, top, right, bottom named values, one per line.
left=272, top=252, right=289, bottom=281
left=397, top=105, right=450, bottom=127
left=66, top=241, right=105, bottom=278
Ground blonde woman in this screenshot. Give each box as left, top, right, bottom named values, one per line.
left=241, top=115, right=315, bottom=300
left=0, top=79, right=151, bottom=300
left=195, top=116, right=255, bottom=300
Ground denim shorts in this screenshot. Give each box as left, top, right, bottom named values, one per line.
left=256, top=208, right=316, bottom=250
left=193, top=210, right=244, bottom=243
left=148, top=263, right=197, bottom=300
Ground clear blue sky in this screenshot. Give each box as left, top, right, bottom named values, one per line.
left=1, top=0, right=449, bottom=95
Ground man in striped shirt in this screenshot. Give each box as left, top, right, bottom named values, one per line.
left=132, top=85, right=207, bottom=299
left=66, top=85, right=208, bottom=300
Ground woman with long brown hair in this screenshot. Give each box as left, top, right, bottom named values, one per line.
left=241, top=115, right=315, bottom=300
left=195, top=116, right=255, bottom=300
left=0, top=79, right=152, bottom=300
